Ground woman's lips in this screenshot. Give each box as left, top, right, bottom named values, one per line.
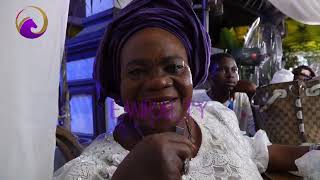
left=139, top=98, right=179, bottom=114
left=125, top=98, right=180, bottom=120
left=149, top=98, right=178, bottom=109
left=151, top=99, right=177, bottom=105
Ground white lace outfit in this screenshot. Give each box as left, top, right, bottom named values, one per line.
left=53, top=101, right=271, bottom=180
left=192, top=89, right=256, bottom=136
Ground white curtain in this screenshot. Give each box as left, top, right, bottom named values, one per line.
left=0, top=1, right=69, bottom=180
left=268, top=0, right=320, bottom=25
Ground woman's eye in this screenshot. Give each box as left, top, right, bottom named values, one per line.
left=128, top=68, right=146, bottom=77
left=165, top=64, right=184, bottom=74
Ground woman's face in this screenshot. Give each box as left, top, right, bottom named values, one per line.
left=120, top=27, right=193, bottom=132
left=211, top=57, right=239, bottom=91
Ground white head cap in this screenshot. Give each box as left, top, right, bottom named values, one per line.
left=270, top=69, right=294, bottom=84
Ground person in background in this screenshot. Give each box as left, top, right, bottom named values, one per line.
left=292, top=65, right=316, bottom=81
left=193, top=53, right=256, bottom=136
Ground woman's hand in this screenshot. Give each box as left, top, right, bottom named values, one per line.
left=112, top=132, right=195, bottom=180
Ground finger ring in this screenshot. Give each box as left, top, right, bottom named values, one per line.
left=183, top=159, right=190, bottom=175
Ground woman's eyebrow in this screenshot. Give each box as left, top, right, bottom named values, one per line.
left=161, top=56, right=185, bottom=64
left=126, top=59, right=149, bottom=67
left=125, top=56, right=186, bottom=68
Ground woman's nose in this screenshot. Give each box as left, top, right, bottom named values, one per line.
left=144, top=70, right=173, bottom=91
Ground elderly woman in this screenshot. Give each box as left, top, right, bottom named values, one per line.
left=54, top=0, right=319, bottom=179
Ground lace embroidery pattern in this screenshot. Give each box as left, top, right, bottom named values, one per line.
left=185, top=102, right=263, bottom=180
left=54, top=101, right=267, bottom=180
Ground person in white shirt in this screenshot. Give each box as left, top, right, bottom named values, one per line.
left=193, top=53, right=256, bottom=136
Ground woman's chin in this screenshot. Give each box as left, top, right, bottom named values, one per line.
left=137, top=116, right=182, bottom=133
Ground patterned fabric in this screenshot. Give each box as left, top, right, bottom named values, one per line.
left=254, top=79, right=320, bottom=145
left=192, top=89, right=256, bottom=136
left=255, top=81, right=301, bottom=145
left=53, top=102, right=270, bottom=180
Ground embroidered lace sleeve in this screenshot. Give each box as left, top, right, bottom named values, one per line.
left=295, top=150, right=320, bottom=179
left=243, top=130, right=271, bottom=173
left=188, top=102, right=264, bottom=179
left=53, top=134, right=128, bottom=180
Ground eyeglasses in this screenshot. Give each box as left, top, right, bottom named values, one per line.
left=297, top=73, right=313, bottom=80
